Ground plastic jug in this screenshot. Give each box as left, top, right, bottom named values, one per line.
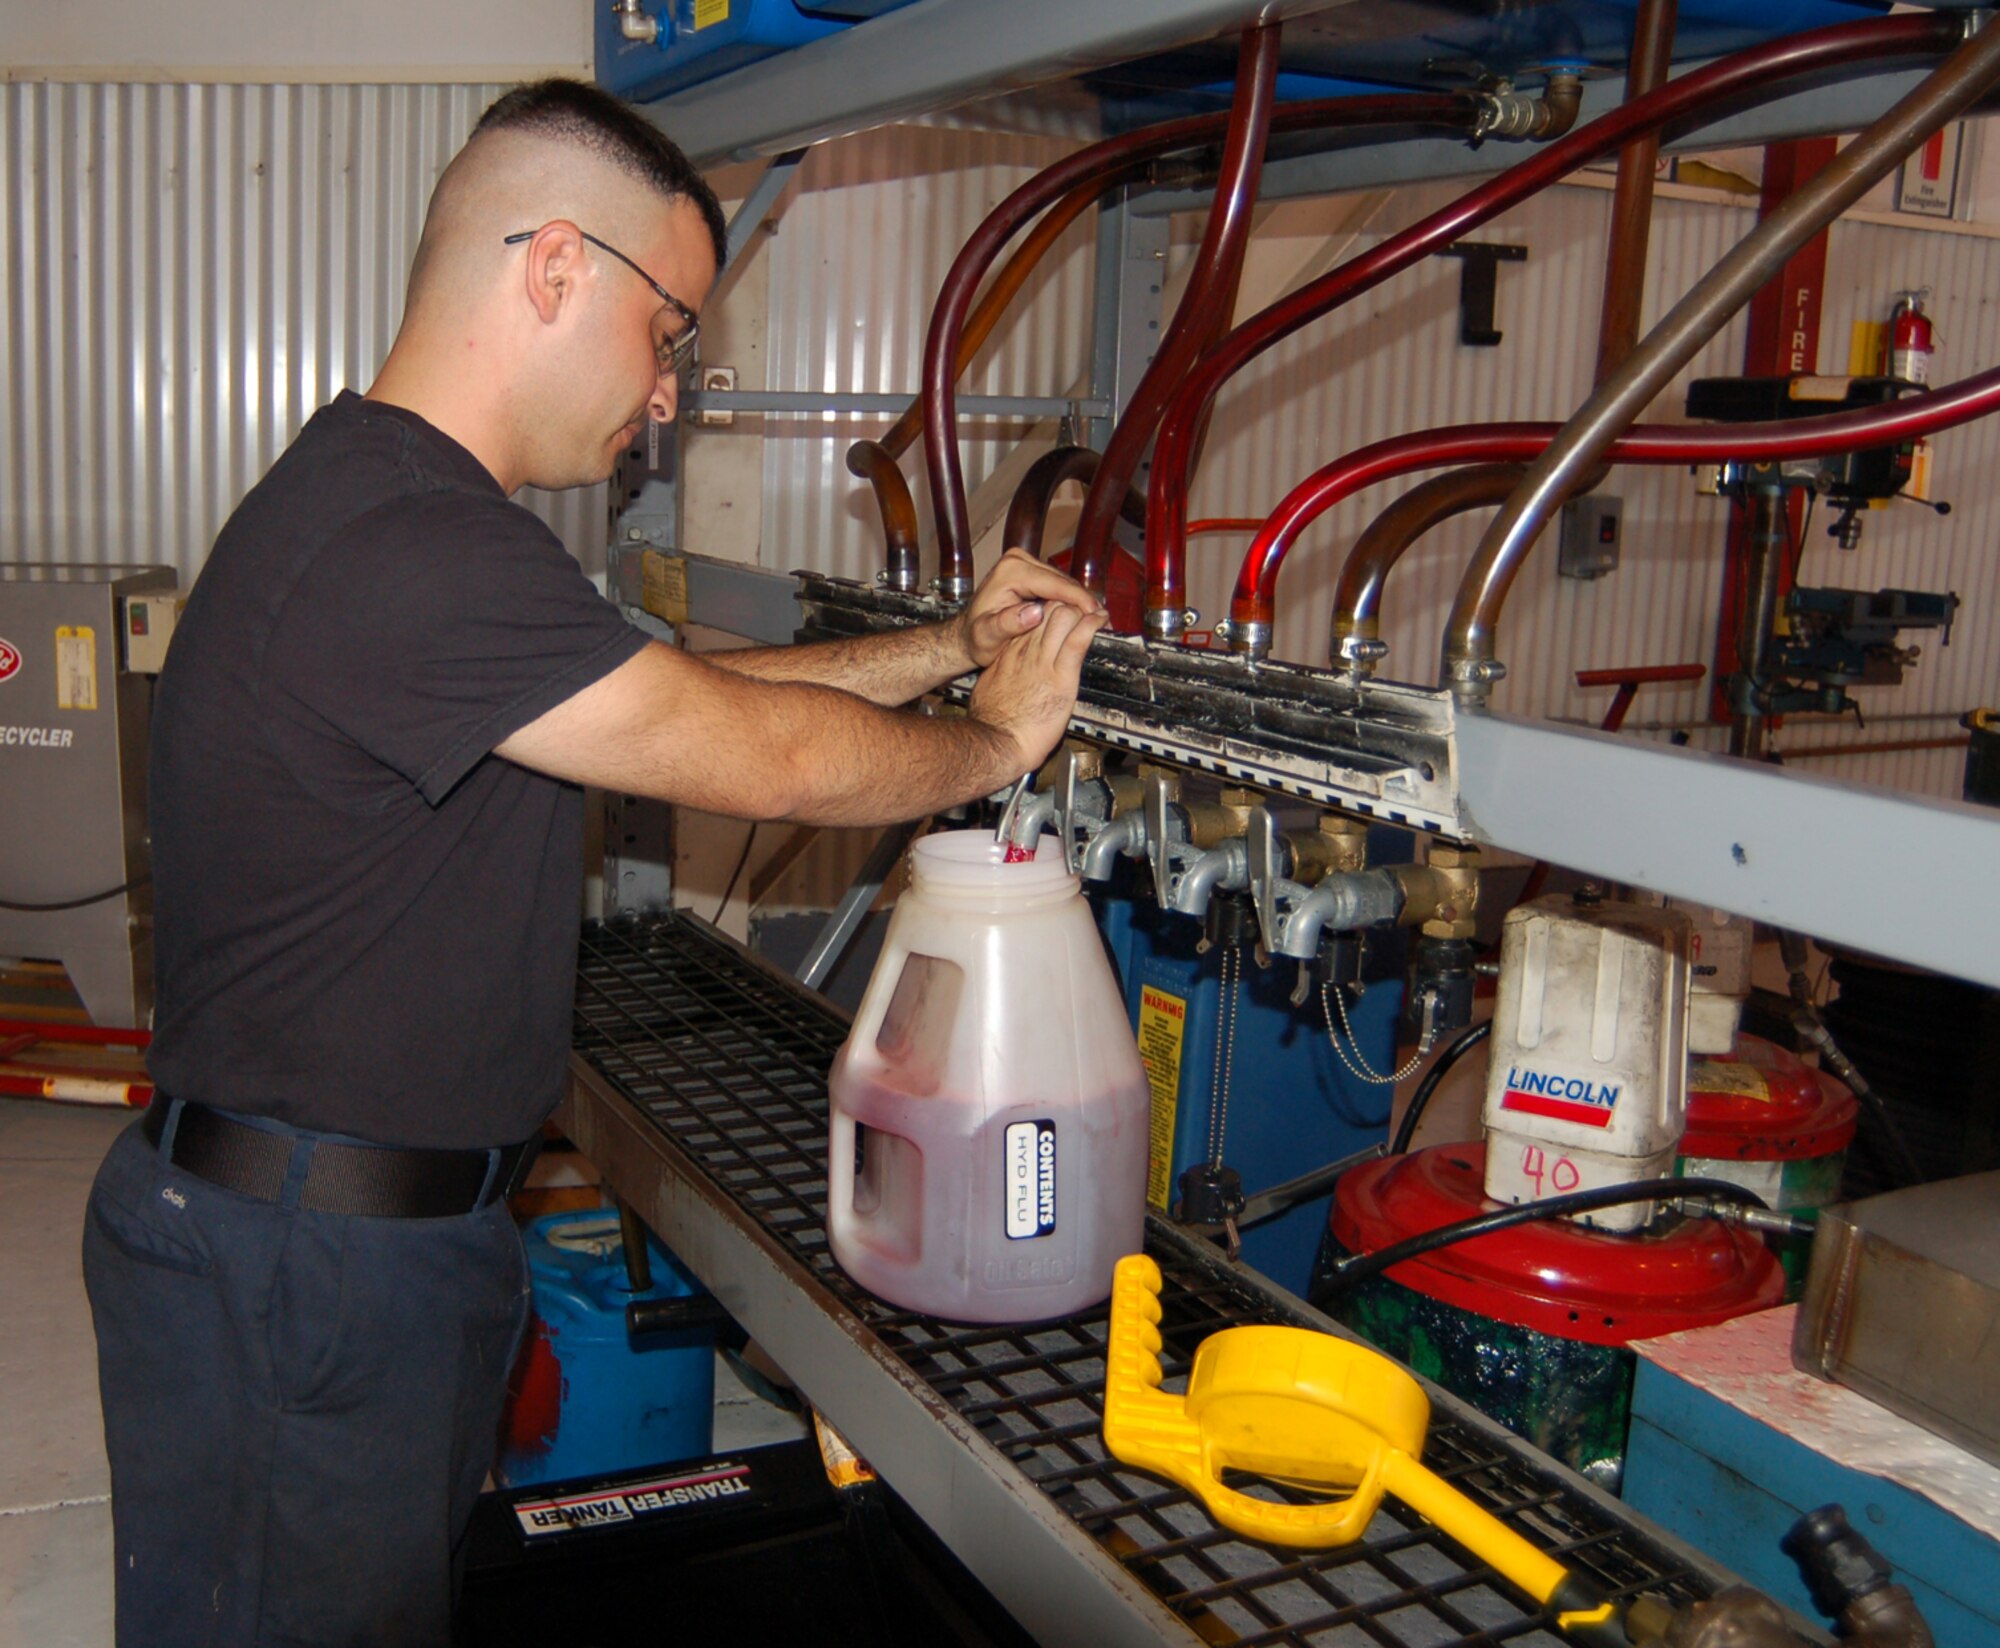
left=827, top=830, right=1149, bottom=1323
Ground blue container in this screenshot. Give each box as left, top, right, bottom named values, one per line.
left=496, top=1211, right=716, bottom=1488
left=1091, top=830, right=1410, bottom=1295
left=598, top=0, right=845, bottom=104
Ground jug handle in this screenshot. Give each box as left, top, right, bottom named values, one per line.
left=827, top=1106, right=857, bottom=1230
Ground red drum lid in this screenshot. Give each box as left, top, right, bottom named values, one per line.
left=1331, top=1143, right=1785, bottom=1347
left=1682, top=1034, right=1857, bottom=1161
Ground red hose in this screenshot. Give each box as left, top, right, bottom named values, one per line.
left=918, top=92, right=1480, bottom=592
left=1067, top=21, right=1282, bottom=593
left=1231, top=360, right=2000, bottom=637
left=1146, top=11, right=1964, bottom=633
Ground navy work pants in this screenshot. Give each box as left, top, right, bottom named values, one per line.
left=82, top=1118, right=530, bottom=1647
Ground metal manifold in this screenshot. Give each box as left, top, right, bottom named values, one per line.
left=794, top=573, right=1462, bottom=834
left=560, top=913, right=1729, bottom=1648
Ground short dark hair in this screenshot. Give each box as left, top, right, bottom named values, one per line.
left=474, top=78, right=729, bottom=275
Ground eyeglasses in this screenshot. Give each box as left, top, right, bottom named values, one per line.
left=503, top=227, right=701, bottom=376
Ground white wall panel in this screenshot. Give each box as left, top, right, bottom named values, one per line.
left=0, top=82, right=609, bottom=586
left=10, top=0, right=587, bottom=83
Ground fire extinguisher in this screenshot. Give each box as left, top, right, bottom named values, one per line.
left=1888, top=289, right=1935, bottom=385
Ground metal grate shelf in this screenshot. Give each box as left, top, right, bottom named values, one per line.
left=570, top=912, right=1722, bottom=1647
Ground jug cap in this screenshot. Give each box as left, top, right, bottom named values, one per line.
left=910, top=830, right=1076, bottom=903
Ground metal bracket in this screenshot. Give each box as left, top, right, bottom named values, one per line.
left=1440, top=241, right=1528, bottom=347
left=1088, top=191, right=1172, bottom=456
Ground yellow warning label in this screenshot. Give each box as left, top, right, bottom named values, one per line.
left=55, top=626, right=97, bottom=711
left=693, top=0, right=728, bottom=28
left=1136, top=985, right=1187, bottom=1211
left=640, top=549, right=690, bottom=627
left=1692, top=1060, right=1772, bottom=1104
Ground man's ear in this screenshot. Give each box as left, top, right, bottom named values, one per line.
left=523, top=221, right=585, bottom=325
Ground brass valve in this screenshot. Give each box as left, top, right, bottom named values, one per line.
left=1384, top=842, right=1481, bottom=939
left=1157, top=781, right=1254, bottom=852
left=1420, top=842, right=1481, bottom=939
left=1036, top=739, right=1100, bottom=791
left=1288, top=811, right=1369, bottom=884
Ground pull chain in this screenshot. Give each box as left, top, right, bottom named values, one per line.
left=1323, top=979, right=1423, bottom=1086
left=1208, top=945, right=1241, bottom=1167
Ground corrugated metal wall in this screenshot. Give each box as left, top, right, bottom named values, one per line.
left=760, top=124, right=1100, bottom=583
left=0, top=81, right=608, bottom=582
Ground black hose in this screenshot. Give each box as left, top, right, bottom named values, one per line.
left=1388, top=1019, right=1491, bottom=1156
left=1779, top=930, right=1926, bottom=1189
left=0, top=876, right=149, bottom=913
left=1794, top=1009, right=1926, bottom=1190
left=1309, top=1175, right=1769, bottom=1303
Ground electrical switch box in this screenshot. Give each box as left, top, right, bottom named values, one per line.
left=121, top=591, right=183, bottom=674
left=1559, top=495, right=1622, bottom=580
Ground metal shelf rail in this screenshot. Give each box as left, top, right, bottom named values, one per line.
left=559, top=912, right=1739, bottom=1648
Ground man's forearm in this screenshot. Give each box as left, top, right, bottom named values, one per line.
left=761, top=689, right=1023, bottom=826
left=706, top=617, right=972, bottom=707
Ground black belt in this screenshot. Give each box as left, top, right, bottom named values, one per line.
left=143, top=1099, right=538, bottom=1219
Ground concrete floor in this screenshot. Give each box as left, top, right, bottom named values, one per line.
left=0, top=1096, right=802, bottom=1648
left=0, top=1098, right=125, bottom=1648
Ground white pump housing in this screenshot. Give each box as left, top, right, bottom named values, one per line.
left=1482, top=896, right=1693, bottom=1232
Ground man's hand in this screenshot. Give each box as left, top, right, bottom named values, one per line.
left=967, top=599, right=1106, bottom=771
left=956, top=548, right=1104, bottom=671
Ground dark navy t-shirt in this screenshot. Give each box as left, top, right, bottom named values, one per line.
left=146, top=391, right=649, bottom=1148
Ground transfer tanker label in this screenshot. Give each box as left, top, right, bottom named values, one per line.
left=513, top=1461, right=756, bottom=1538
left=1499, top=1065, right=1620, bottom=1129
left=1004, top=1119, right=1057, bottom=1240
left=1136, top=986, right=1186, bottom=1211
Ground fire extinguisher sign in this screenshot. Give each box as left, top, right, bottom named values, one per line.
left=1896, top=125, right=1965, bottom=219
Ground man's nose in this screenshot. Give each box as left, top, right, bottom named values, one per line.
left=649, top=370, right=679, bottom=425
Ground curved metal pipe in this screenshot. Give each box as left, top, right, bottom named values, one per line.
left=1002, top=446, right=1145, bottom=562
left=1228, top=360, right=2000, bottom=652
left=1330, top=463, right=1524, bottom=658
left=845, top=439, right=923, bottom=593
left=1142, top=11, right=1965, bottom=638
left=1281, top=869, right=1404, bottom=958
left=1330, top=0, right=1673, bottom=663
left=1537, top=72, right=1583, bottom=139
left=919, top=94, right=1482, bottom=599
left=1598, top=0, right=1677, bottom=382
left=1068, top=20, right=1282, bottom=598
left=1080, top=812, right=1142, bottom=882
left=1170, top=839, right=1248, bottom=918
left=1443, top=12, right=2000, bottom=701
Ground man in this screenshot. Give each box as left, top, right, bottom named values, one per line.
left=83, top=79, right=1103, bottom=1646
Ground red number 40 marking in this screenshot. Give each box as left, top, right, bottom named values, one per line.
left=1520, top=1143, right=1582, bottom=1196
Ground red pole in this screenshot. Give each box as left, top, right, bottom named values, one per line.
left=1710, top=137, right=1838, bottom=723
